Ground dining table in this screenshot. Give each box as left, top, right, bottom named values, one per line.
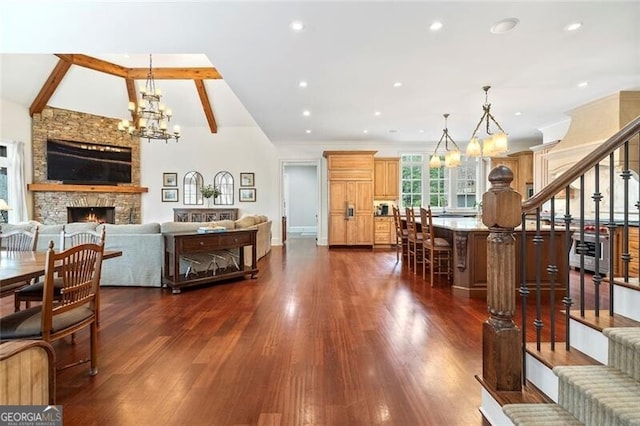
left=0, top=249, right=123, bottom=290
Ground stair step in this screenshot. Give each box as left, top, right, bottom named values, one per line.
left=603, top=327, right=640, bottom=380
left=525, top=342, right=599, bottom=370
left=503, top=403, right=583, bottom=425
left=554, top=365, right=640, bottom=425
left=569, top=310, right=640, bottom=332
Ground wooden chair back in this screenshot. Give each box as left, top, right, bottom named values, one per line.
left=60, top=226, right=106, bottom=249
left=420, top=206, right=436, bottom=248
left=405, top=207, right=419, bottom=241
left=41, top=240, right=104, bottom=341
left=0, top=225, right=39, bottom=251
left=392, top=205, right=408, bottom=261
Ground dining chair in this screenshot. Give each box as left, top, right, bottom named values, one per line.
left=0, top=225, right=39, bottom=299
left=405, top=207, right=423, bottom=272
left=420, top=206, right=452, bottom=285
left=392, top=205, right=408, bottom=262
left=15, top=227, right=106, bottom=316
left=0, top=240, right=105, bottom=376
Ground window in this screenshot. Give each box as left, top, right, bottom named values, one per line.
left=401, top=154, right=423, bottom=208
left=401, top=152, right=480, bottom=210
left=0, top=144, right=8, bottom=204
left=428, top=161, right=447, bottom=208
left=454, top=157, right=477, bottom=208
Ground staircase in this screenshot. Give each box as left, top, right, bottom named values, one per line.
left=478, top=115, right=640, bottom=425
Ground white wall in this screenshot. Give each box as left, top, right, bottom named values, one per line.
left=140, top=125, right=281, bottom=238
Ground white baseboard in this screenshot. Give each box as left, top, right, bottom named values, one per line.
left=569, top=319, right=608, bottom=364
left=480, top=388, right=514, bottom=425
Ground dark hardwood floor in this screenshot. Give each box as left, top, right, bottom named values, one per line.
left=3, top=238, right=584, bottom=425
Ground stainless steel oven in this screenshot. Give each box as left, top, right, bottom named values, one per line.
left=569, top=227, right=610, bottom=274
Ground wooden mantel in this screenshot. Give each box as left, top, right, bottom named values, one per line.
left=28, top=183, right=148, bottom=194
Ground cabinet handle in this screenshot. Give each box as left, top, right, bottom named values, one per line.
left=199, top=241, right=204, bottom=246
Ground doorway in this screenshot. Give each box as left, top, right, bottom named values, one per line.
left=282, top=161, right=320, bottom=242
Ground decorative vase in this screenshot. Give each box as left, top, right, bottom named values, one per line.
left=206, top=197, right=213, bottom=207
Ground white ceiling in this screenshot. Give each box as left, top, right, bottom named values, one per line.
left=1, top=1, right=639, bottom=149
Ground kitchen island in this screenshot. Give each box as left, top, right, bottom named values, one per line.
left=431, top=217, right=569, bottom=299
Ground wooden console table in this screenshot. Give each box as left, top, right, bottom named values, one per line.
left=162, top=228, right=258, bottom=294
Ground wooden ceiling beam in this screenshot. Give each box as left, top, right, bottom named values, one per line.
left=56, top=54, right=129, bottom=77
left=194, top=79, right=217, bottom=134
left=127, top=67, right=222, bottom=80
left=29, top=58, right=72, bottom=116
left=56, top=54, right=222, bottom=80
left=125, top=78, right=138, bottom=124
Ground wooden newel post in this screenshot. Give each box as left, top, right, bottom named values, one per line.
left=481, top=166, right=522, bottom=391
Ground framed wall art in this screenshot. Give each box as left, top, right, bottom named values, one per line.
left=240, top=172, right=255, bottom=187
left=161, top=188, right=179, bottom=202
left=163, top=172, right=178, bottom=187
left=239, top=188, right=256, bottom=202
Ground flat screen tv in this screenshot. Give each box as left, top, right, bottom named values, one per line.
left=46, top=138, right=132, bottom=184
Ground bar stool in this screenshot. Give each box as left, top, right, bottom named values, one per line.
left=405, top=207, right=424, bottom=272
left=392, top=205, right=408, bottom=262
left=420, top=206, right=452, bottom=285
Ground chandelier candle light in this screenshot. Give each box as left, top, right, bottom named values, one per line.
left=429, top=113, right=461, bottom=168
left=118, top=54, right=180, bottom=143
left=465, top=85, right=508, bottom=158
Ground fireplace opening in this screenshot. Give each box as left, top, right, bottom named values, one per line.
left=67, top=207, right=115, bottom=224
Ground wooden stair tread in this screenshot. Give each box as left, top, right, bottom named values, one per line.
left=525, top=342, right=600, bottom=370
left=476, top=375, right=552, bottom=406
left=604, top=276, right=640, bottom=290
left=569, top=310, right=640, bottom=331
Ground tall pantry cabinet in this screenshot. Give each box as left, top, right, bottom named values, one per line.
left=323, top=151, right=376, bottom=246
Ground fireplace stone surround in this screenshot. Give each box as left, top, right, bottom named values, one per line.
left=31, top=107, right=142, bottom=224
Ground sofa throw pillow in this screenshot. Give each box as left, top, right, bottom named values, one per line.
left=235, top=216, right=257, bottom=228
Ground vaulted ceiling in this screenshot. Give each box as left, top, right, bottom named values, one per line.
left=1, top=1, right=639, bottom=148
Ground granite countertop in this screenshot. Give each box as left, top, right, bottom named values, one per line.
left=431, top=217, right=571, bottom=232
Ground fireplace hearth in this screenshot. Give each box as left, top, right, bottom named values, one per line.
left=67, top=207, right=115, bottom=224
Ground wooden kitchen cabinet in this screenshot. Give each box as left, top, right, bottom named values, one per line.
left=490, top=151, right=533, bottom=199
left=324, top=151, right=376, bottom=246
left=374, top=216, right=395, bottom=245
left=613, top=226, right=639, bottom=277
left=374, top=158, right=399, bottom=200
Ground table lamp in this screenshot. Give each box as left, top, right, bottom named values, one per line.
left=0, top=199, right=11, bottom=223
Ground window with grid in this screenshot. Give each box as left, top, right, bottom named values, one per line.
left=428, top=162, right=447, bottom=208
left=400, top=154, right=423, bottom=208
left=454, top=157, right=477, bottom=208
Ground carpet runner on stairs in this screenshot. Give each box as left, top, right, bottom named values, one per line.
left=503, top=327, right=640, bottom=426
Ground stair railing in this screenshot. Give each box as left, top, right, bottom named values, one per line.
left=482, top=114, right=640, bottom=390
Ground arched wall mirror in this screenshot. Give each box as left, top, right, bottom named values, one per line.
left=214, top=171, right=234, bottom=205
left=183, top=171, right=204, bottom=205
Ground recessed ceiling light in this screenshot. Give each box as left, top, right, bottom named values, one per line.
left=419, top=129, right=425, bottom=134
left=490, top=18, right=520, bottom=34
left=302, top=110, right=311, bottom=117
left=374, top=111, right=381, bottom=116
left=393, top=81, right=403, bottom=88
left=514, top=111, right=522, bottom=116
left=305, top=129, right=311, bottom=134
left=430, top=21, right=443, bottom=31
left=363, top=129, right=369, bottom=134
left=298, top=81, right=308, bottom=88
left=290, top=21, right=304, bottom=32
left=578, top=81, right=588, bottom=88
left=565, top=22, right=583, bottom=32
left=388, top=129, right=398, bottom=133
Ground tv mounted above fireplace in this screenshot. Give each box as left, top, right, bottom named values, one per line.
left=46, top=138, right=132, bottom=185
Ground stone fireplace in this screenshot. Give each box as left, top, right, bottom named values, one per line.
left=30, top=107, right=143, bottom=225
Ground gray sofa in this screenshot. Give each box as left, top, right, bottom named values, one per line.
left=6, top=215, right=272, bottom=288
